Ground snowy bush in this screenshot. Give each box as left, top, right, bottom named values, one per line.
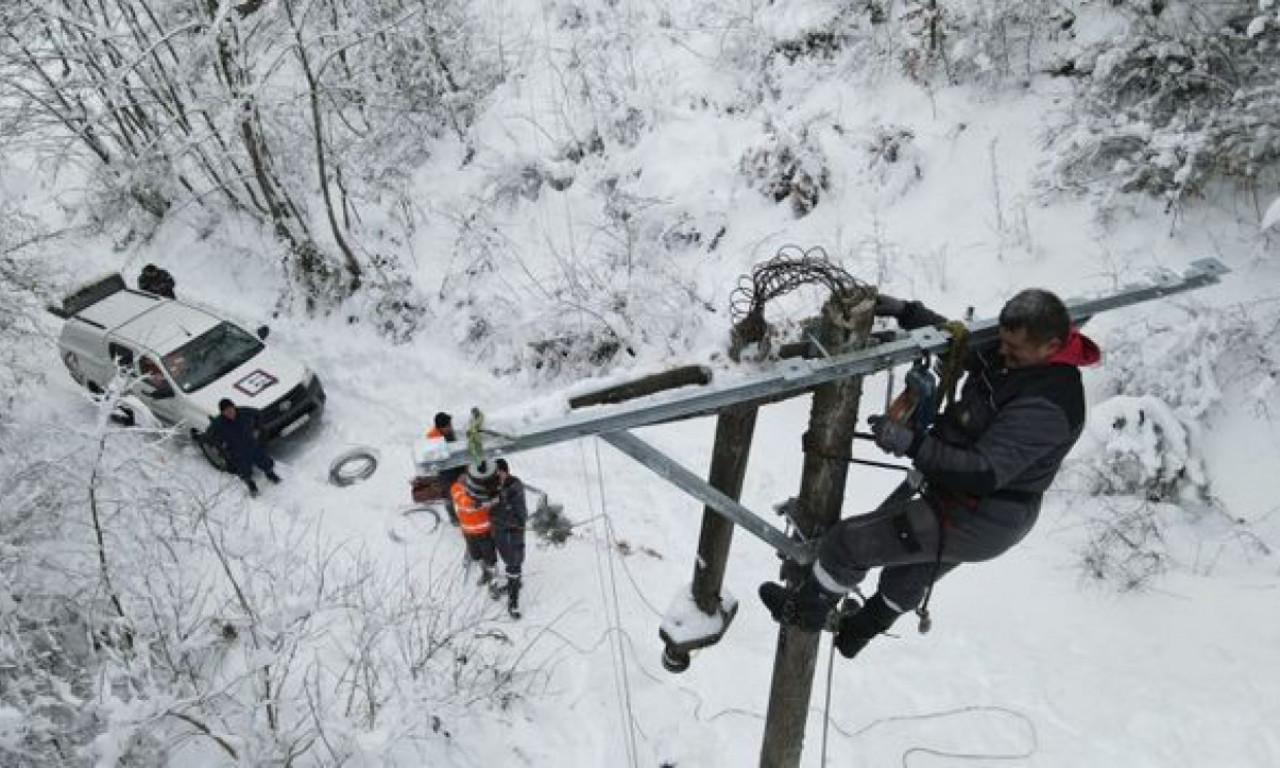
left=1063, top=300, right=1280, bottom=589
left=1052, top=1, right=1280, bottom=208
left=740, top=134, right=831, bottom=218
left=932, top=0, right=1078, bottom=84
left=866, top=124, right=925, bottom=197
left=1094, top=305, right=1278, bottom=421
left=1078, top=498, right=1171, bottom=591
left=0, top=415, right=534, bottom=765
left=0, top=0, right=496, bottom=311
left=446, top=157, right=720, bottom=382
left=0, top=252, right=50, bottom=422
left=342, top=253, right=431, bottom=344
left=1077, top=494, right=1275, bottom=590
left=1073, top=395, right=1207, bottom=501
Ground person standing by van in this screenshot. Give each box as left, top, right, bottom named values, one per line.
left=205, top=398, right=281, bottom=496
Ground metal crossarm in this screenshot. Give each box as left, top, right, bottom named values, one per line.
left=419, top=328, right=945, bottom=473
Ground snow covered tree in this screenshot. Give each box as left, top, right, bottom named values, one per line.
left=1052, top=1, right=1280, bottom=214
left=0, top=0, right=492, bottom=313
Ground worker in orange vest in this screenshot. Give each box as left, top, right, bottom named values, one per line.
left=451, top=459, right=500, bottom=588
left=427, top=412, right=464, bottom=526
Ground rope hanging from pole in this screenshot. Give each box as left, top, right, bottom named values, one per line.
left=934, top=320, right=971, bottom=415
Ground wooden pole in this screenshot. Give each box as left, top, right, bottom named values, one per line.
left=759, top=291, right=874, bottom=768
left=691, top=404, right=758, bottom=614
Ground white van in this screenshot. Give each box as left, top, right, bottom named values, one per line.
left=50, top=274, right=325, bottom=468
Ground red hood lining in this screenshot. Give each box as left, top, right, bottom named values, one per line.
left=1047, top=328, right=1101, bottom=367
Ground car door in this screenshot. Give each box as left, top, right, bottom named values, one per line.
left=106, top=341, right=137, bottom=384
left=136, top=354, right=183, bottom=424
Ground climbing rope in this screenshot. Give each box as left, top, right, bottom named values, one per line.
left=934, top=319, right=971, bottom=415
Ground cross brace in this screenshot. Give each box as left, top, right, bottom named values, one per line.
left=419, top=257, right=1228, bottom=558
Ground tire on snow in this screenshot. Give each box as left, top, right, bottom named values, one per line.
left=195, top=431, right=230, bottom=472
left=329, top=448, right=379, bottom=487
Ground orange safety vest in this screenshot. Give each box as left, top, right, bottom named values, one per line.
left=426, top=426, right=450, bottom=440
left=450, top=478, right=492, bottom=538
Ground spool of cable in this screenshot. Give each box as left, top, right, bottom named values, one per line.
left=328, top=448, right=379, bottom=487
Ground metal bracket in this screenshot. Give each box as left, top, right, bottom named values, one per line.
left=599, top=430, right=814, bottom=565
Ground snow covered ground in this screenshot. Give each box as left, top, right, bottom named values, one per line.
left=5, top=0, right=1280, bottom=765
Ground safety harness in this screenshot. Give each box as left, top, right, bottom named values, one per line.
left=912, top=319, right=969, bottom=634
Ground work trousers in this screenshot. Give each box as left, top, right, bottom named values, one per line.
left=494, top=525, right=525, bottom=582
left=231, top=448, right=274, bottom=486
left=465, top=533, right=497, bottom=568
left=817, top=493, right=1040, bottom=610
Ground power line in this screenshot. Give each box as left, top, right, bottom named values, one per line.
left=579, top=439, right=640, bottom=768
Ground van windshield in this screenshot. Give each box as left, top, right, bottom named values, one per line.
left=162, top=322, right=263, bottom=393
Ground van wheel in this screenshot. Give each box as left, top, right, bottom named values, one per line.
left=198, top=437, right=230, bottom=472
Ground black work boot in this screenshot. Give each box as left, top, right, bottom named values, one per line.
left=244, top=478, right=260, bottom=497
left=507, top=578, right=522, bottom=620
left=265, top=470, right=281, bottom=484
left=758, top=576, right=842, bottom=632
left=834, top=593, right=901, bottom=659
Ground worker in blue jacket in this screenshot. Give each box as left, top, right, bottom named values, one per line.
left=205, top=398, right=281, bottom=496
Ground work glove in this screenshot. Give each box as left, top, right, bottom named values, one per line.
left=868, top=414, right=923, bottom=458
left=874, top=294, right=908, bottom=318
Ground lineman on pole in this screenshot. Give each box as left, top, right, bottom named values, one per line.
left=760, top=289, right=1100, bottom=658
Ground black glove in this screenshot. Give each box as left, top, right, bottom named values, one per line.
left=868, top=414, right=923, bottom=458
left=874, top=294, right=908, bottom=318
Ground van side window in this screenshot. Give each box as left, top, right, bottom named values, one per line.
left=139, top=356, right=166, bottom=387
left=108, top=343, right=134, bottom=369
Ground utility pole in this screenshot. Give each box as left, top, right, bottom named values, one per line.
left=656, top=403, right=759, bottom=672
left=691, top=405, right=758, bottom=614
left=759, top=290, right=875, bottom=768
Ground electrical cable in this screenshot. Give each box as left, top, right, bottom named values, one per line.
left=399, top=505, right=442, bottom=533
left=820, top=638, right=837, bottom=766
left=579, top=440, right=641, bottom=768
left=328, top=447, right=378, bottom=486
left=593, top=438, right=643, bottom=768
left=601, top=514, right=664, bottom=618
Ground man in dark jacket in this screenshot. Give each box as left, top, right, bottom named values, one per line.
left=760, top=288, right=1100, bottom=658
left=205, top=398, right=281, bottom=496
left=138, top=264, right=176, bottom=298
left=493, top=458, right=528, bottom=619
